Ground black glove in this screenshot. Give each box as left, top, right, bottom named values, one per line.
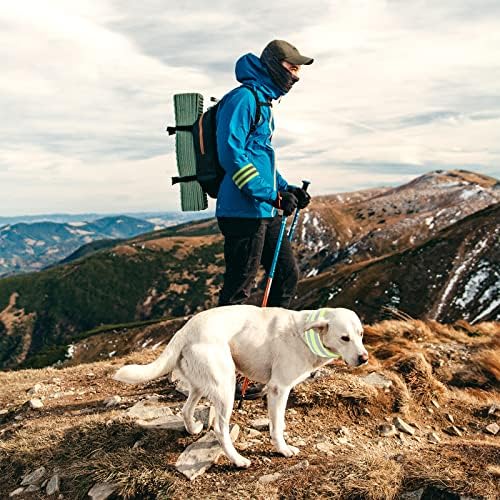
left=272, top=191, right=298, bottom=216
left=287, top=186, right=311, bottom=209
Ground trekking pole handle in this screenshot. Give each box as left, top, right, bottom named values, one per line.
left=288, top=180, right=311, bottom=241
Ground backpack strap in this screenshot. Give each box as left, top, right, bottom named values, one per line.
left=171, top=174, right=198, bottom=185
left=241, top=85, right=272, bottom=133
left=166, top=125, right=194, bottom=135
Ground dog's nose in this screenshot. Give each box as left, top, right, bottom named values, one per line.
left=358, top=353, right=368, bottom=365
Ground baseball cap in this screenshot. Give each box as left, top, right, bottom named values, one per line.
left=262, top=40, right=314, bottom=65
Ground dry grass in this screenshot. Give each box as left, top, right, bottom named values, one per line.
left=388, top=352, right=447, bottom=404
left=474, top=347, right=500, bottom=383
left=403, top=443, right=500, bottom=499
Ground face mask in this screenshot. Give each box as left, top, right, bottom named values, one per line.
left=260, top=48, right=299, bottom=94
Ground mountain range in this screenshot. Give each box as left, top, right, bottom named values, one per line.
left=0, top=211, right=214, bottom=276
left=0, top=169, right=498, bottom=370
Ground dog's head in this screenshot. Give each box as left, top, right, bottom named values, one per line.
left=304, top=308, right=368, bottom=367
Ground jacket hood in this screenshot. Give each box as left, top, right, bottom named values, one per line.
left=235, top=53, right=284, bottom=100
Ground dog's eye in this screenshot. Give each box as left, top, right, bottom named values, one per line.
left=341, top=336, right=350, bottom=342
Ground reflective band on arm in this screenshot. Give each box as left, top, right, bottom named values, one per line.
left=232, top=163, right=259, bottom=189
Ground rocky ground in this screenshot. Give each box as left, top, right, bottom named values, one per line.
left=0, top=318, right=498, bottom=499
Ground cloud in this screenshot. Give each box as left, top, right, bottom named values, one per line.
left=0, top=0, right=499, bottom=216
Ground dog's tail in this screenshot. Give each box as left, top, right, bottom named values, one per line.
left=113, top=334, right=183, bottom=385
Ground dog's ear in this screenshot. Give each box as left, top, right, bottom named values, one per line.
left=304, top=319, right=329, bottom=335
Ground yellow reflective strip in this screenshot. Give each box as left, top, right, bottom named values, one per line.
left=237, top=171, right=259, bottom=189
left=312, top=331, right=331, bottom=357
left=234, top=168, right=257, bottom=188
left=305, top=331, right=316, bottom=352
left=309, top=331, right=323, bottom=356
left=232, top=164, right=254, bottom=183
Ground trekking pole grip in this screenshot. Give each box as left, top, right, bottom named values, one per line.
left=288, top=180, right=311, bottom=241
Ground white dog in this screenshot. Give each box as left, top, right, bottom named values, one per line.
left=114, top=305, right=367, bottom=468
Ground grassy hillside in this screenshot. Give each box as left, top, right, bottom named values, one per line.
left=0, top=229, right=223, bottom=369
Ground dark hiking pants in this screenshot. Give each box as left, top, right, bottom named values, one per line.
left=217, top=216, right=299, bottom=308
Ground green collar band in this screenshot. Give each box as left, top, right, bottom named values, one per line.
left=303, top=309, right=342, bottom=359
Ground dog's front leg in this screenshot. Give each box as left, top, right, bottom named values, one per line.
left=267, top=383, right=299, bottom=458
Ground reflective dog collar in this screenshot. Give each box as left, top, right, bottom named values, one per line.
left=303, top=309, right=342, bottom=359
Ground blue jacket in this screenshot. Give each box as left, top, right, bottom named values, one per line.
left=215, top=53, right=289, bottom=218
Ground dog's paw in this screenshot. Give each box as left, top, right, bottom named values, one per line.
left=278, top=444, right=300, bottom=458
left=234, top=456, right=252, bottom=468
left=186, top=420, right=204, bottom=435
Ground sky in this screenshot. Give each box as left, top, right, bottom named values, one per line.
left=1, top=0, right=500, bottom=216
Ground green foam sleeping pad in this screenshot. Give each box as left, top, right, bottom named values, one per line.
left=173, top=93, right=207, bottom=211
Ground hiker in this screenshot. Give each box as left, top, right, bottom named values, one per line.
left=216, top=40, right=314, bottom=310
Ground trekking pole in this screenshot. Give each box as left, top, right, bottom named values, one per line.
left=288, top=180, right=310, bottom=241
left=238, top=208, right=288, bottom=408
left=238, top=181, right=311, bottom=407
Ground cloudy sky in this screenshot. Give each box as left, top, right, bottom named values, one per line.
left=1, top=0, right=499, bottom=216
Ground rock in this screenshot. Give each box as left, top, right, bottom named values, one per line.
left=175, top=424, right=240, bottom=480
left=399, top=488, right=424, bottom=499
left=294, top=438, right=307, bottom=447
left=27, top=384, right=43, bottom=396
left=446, top=413, right=455, bottom=424
left=485, top=423, right=499, bottom=435
left=427, top=432, right=441, bottom=444
left=196, top=405, right=216, bottom=429
left=289, top=459, right=309, bottom=471
left=488, top=404, right=497, bottom=416
left=29, top=398, right=44, bottom=410
left=46, top=474, right=60, bottom=495
left=316, top=441, right=335, bottom=453
left=175, top=379, right=190, bottom=397
left=443, top=425, right=462, bottom=437
left=25, top=484, right=40, bottom=492
left=247, top=428, right=262, bottom=438
left=379, top=424, right=397, bottom=437
left=250, top=418, right=269, bottom=431
left=431, top=399, right=440, bottom=409
left=259, top=472, right=282, bottom=484
left=132, top=440, right=143, bottom=449
left=51, top=377, right=61, bottom=384
left=0, top=408, right=8, bottom=415
left=393, top=417, right=416, bottom=436
left=337, top=426, right=351, bottom=437
left=126, top=399, right=173, bottom=420
left=136, top=415, right=185, bottom=431
left=337, top=436, right=354, bottom=447
left=88, top=482, right=118, bottom=500
left=104, top=395, right=121, bottom=408
left=21, top=466, right=46, bottom=485
left=9, top=488, right=25, bottom=497
left=360, top=372, right=393, bottom=389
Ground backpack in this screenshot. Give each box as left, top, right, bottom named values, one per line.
left=169, top=85, right=271, bottom=198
